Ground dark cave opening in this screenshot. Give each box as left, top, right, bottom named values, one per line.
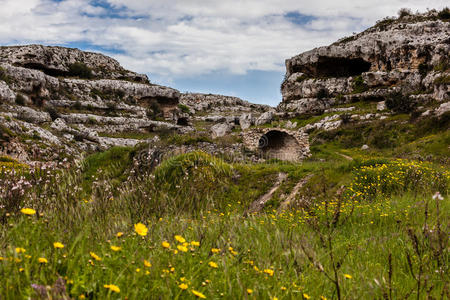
left=292, top=56, right=371, bottom=78
left=177, top=117, right=189, bottom=126
left=258, top=130, right=301, bottom=161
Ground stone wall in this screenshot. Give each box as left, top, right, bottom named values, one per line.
left=242, top=128, right=310, bottom=162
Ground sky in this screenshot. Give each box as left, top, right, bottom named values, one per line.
left=0, top=1, right=448, bottom=106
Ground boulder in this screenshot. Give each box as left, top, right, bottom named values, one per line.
left=239, top=113, right=254, bottom=130
left=255, top=111, right=274, bottom=126
left=210, top=123, right=234, bottom=138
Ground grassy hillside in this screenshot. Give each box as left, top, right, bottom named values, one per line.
left=0, top=131, right=448, bottom=299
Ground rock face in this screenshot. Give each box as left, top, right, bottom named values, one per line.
left=0, top=45, right=186, bottom=162
left=0, top=45, right=148, bottom=82
left=279, top=11, right=450, bottom=114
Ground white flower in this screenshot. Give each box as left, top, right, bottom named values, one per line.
left=432, top=192, right=443, bottom=201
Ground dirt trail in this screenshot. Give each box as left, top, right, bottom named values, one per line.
left=278, top=174, right=313, bottom=211
left=337, top=152, right=353, bottom=161
left=246, top=172, right=287, bottom=214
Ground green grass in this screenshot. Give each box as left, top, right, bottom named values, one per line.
left=0, top=140, right=449, bottom=299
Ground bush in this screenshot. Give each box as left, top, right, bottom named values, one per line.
left=352, top=75, right=368, bottom=94
left=0, top=66, right=11, bottom=84
left=316, top=88, right=329, bottom=99
left=147, top=100, right=162, bottom=119
left=398, top=8, right=412, bottom=18
left=347, top=160, right=449, bottom=200
left=178, top=103, right=190, bottom=114
left=385, top=92, right=416, bottom=113
left=46, top=107, right=60, bottom=121
left=68, top=62, right=93, bottom=79
left=438, top=7, right=450, bottom=20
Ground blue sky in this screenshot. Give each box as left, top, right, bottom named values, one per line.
left=0, top=0, right=448, bottom=106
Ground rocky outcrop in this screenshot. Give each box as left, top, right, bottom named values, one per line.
left=0, top=45, right=148, bottom=82
left=0, top=45, right=187, bottom=163
left=280, top=11, right=450, bottom=115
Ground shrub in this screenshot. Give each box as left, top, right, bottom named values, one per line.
left=68, top=62, right=93, bottom=79
left=438, top=7, right=450, bottom=20
left=385, top=92, right=416, bottom=113
left=352, top=75, right=368, bottom=94
left=433, top=75, right=450, bottom=85
left=147, top=100, right=162, bottom=119
left=316, top=88, right=329, bottom=99
left=46, top=107, right=60, bottom=121
left=73, top=101, right=82, bottom=110
left=398, top=8, right=412, bottom=18
left=340, top=113, right=352, bottom=124
left=347, top=160, right=449, bottom=200
left=178, top=103, right=190, bottom=114
left=0, top=66, right=11, bottom=83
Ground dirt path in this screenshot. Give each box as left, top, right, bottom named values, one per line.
left=246, top=172, right=287, bottom=214
left=278, top=174, right=313, bottom=211
left=337, top=152, right=353, bottom=161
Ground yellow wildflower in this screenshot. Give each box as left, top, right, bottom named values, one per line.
left=110, top=245, right=121, bottom=252
left=191, top=290, right=206, bottom=298
left=15, top=247, right=26, bottom=254
left=191, top=241, right=200, bottom=247
left=162, top=241, right=170, bottom=248
left=134, top=223, right=148, bottom=236
left=344, top=274, right=352, bottom=279
left=53, top=242, right=64, bottom=249
left=303, top=293, right=311, bottom=299
left=104, top=284, right=120, bottom=293
left=264, top=269, right=274, bottom=276
left=38, top=257, right=48, bottom=264
left=247, top=289, right=253, bottom=294
left=20, top=208, right=36, bottom=215
left=177, top=245, right=188, bottom=252
left=144, top=260, right=152, bottom=267
left=89, top=252, right=101, bottom=261
left=179, top=283, right=188, bottom=290
left=116, top=232, right=124, bottom=238
left=208, top=261, right=218, bottom=268
left=174, top=235, right=186, bottom=243
left=211, top=248, right=221, bottom=254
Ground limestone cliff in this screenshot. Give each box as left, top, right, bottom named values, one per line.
left=279, top=11, right=449, bottom=115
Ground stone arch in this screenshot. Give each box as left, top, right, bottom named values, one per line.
left=242, top=128, right=311, bottom=162
left=258, top=130, right=302, bottom=161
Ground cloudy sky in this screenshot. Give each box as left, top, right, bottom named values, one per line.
left=0, top=0, right=447, bottom=105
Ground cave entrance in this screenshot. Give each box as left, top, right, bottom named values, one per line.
left=139, top=96, right=179, bottom=118
left=258, top=130, right=301, bottom=161
left=292, top=56, right=371, bottom=78
left=177, top=117, right=189, bottom=126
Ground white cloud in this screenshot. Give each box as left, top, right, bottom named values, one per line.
left=0, top=0, right=448, bottom=80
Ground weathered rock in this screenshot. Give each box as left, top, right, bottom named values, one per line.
left=239, top=113, right=254, bottom=130
left=435, top=101, right=450, bottom=116
left=0, top=81, right=16, bottom=104
left=279, top=12, right=450, bottom=114
left=377, top=101, right=386, bottom=111
left=210, top=123, right=234, bottom=138
left=255, top=111, right=274, bottom=126
left=0, top=45, right=148, bottom=82
left=9, top=106, right=51, bottom=124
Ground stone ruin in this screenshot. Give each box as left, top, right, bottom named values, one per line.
left=242, top=128, right=310, bottom=162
